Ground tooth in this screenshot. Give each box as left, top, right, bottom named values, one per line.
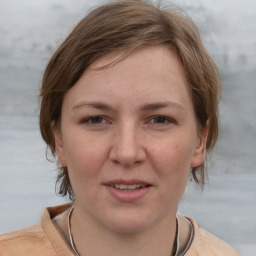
left=119, top=184, right=127, bottom=190
left=111, top=184, right=148, bottom=190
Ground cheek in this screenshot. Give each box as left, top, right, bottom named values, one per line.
left=64, top=139, right=108, bottom=199
left=150, top=137, right=194, bottom=192
left=149, top=141, right=192, bottom=209
left=150, top=138, right=194, bottom=174
left=63, top=134, right=108, bottom=180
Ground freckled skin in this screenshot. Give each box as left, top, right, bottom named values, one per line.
left=55, top=46, right=207, bottom=236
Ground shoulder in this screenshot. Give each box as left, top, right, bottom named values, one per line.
left=185, top=217, right=241, bottom=256
left=0, top=204, right=73, bottom=256
left=196, top=228, right=241, bottom=255
left=0, top=224, right=56, bottom=256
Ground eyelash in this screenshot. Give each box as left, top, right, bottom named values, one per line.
left=148, top=116, right=174, bottom=125
left=81, top=115, right=174, bottom=127
left=81, top=116, right=108, bottom=126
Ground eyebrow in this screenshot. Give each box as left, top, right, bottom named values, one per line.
left=139, top=102, right=185, bottom=112
left=72, top=101, right=185, bottom=112
left=72, top=101, right=114, bottom=111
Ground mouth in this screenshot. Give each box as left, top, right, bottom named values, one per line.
left=108, top=184, right=151, bottom=191
left=103, top=180, right=152, bottom=201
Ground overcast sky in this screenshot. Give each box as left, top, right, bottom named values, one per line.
left=0, top=0, right=255, bottom=71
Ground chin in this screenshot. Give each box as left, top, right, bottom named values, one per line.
left=101, top=209, right=164, bottom=235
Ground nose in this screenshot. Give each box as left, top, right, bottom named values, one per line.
left=109, top=124, right=146, bottom=167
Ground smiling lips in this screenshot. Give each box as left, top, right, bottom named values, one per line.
left=104, top=180, right=152, bottom=202
left=109, top=184, right=149, bottom=190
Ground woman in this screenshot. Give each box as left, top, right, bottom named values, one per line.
left=0, top=1, right=241, bottom=255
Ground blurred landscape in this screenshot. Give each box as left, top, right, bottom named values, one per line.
left=0, top=0, right=255, bottom=255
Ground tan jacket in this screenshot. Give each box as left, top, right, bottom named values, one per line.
left=0, top=204, right=241, bottom=256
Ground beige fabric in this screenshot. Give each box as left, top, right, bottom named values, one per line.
left=52, top=206, right=73, bottom=252
left=0, top=204, right=241, bottom=256
left=176, top=215, right=194, bottom=255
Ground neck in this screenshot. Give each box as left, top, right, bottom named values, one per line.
left=70, top=206, right=177, bottom=256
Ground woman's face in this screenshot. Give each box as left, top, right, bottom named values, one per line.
left=55, top=46, right=207, bottom=233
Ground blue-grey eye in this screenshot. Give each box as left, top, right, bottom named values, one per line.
left=151, top=116, right=169, bottom=124
left=89, top=116, right=104, bottom=124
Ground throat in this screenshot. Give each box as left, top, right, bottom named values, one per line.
left=54, top=205, right=179, bottom=256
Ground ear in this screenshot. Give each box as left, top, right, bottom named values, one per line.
left=191, top=123, right=209, bottom=168
left=53, top=125, right=67, bottom=167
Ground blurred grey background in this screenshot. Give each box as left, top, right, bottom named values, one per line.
left=0, top=0, right=255, bottom=255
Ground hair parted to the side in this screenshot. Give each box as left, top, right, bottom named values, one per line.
left=40, top=0, right=222, bottom=201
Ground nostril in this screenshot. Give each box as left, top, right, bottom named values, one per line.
left=109, top=134, right=146, bottom=166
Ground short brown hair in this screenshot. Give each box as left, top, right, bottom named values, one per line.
left=40, top=0, right=221, bottom=200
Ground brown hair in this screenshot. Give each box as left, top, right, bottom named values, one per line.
left=40, top=0, right=221, bottom=200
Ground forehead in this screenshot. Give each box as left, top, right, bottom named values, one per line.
left=67, top=46, right=190, bottom=101
left=84, top=46, right=188, bottom=89
left=64, top=46, right=192, bottom=110
left=64, top=46, right=193, bottom=116
left=88, top=46, right=183, bottom=73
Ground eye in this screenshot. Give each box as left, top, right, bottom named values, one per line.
left=149, top=116, right=174, bottom=124
left=81, top=116, right=108, bottom=126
